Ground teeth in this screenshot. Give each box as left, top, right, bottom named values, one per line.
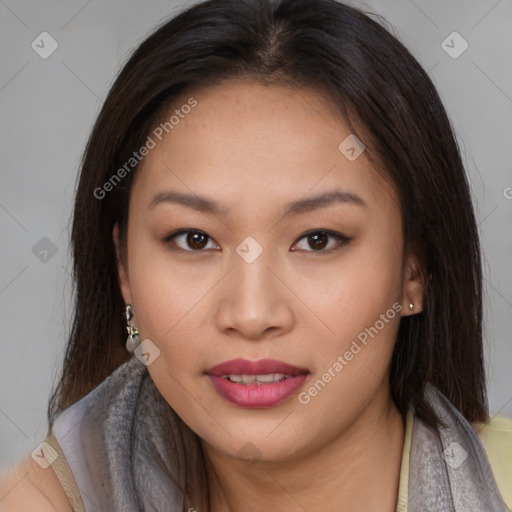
left=222, top=373, right=288, bottom=384
left=255, top=373, right=282, bottom=383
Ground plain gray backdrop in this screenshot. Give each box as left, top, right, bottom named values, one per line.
left=1, top=0, right=511, bottom=470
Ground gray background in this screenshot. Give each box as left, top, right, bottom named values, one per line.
left=1, top=0, right=511, bottom=470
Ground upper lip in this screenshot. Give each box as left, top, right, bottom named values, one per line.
left=206, top=358, right=309, bottom=377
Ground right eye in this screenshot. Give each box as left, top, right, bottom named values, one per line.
left=163, top=229, right=220, bottom=252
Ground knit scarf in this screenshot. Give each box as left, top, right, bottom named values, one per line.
left=49, top=354, right=508, bottom=511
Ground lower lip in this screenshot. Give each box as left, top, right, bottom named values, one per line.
left=208, top=374, right=308, bottom=408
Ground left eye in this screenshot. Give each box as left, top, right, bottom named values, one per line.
left=163, top=229, right=351, bottom=253
left=292, top=230, right=351, bottom=253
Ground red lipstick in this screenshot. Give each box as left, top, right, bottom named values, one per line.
left=206, top=358, right=309, bottom=408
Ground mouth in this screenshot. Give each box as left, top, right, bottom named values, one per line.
left=221, top=373, right=292, bottom=384
left=206, top=358, right=310, bottom=408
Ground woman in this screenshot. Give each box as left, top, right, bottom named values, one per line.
left=1, top=0, right=511, bottom=510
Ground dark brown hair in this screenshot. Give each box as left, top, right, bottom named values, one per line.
left=48, top=0, right=487, bottom=505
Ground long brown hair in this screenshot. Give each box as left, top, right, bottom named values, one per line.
left=48, top=0, right=488, bottom=506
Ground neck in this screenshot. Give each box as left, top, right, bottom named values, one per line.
left=204, top=391, right=405, bottom=512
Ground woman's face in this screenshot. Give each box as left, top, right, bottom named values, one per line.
left=115, top=79, right=423, bottom=463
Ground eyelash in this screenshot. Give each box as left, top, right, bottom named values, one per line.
left=162, top=229, right=352, bottom=255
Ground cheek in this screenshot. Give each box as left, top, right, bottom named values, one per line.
left=303, top=230, right=403, bottom=391
left=295, top=257, right=403, bottom=427
left=126, top=228, right=205, bottom=331
left=126, top=247, right=209, bottom=422
left=315, top=233, right=402, bottom=335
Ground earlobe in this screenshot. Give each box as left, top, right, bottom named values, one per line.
left=401, top=256, right=426, bottom=316
left=113, top=223, right=132, bottom=304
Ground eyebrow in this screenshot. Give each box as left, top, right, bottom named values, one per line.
left=148, top=188, right=366, bottom=216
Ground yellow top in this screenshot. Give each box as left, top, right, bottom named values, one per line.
left=395, top=412, right=512, bottom=511
left=43, top=412, right=512, bottom=512
left=41, top=433, right=85, bottom=512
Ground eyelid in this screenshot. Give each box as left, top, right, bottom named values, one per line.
left=163, top=228, right=351, bottom=254
left=163, top=228, right=220, bottom=251
left=291, top=229, right=352, bottom=254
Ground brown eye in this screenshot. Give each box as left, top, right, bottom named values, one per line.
left=292, top=230, right=351, bottom=254
left=308, top=233, right=329, bottom=250
left=186, top=232, right=208, bottom=249
left=164, top=230, right=218, bottom=251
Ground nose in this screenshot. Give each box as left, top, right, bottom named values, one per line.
left=215, top=248, right=295, bottom=341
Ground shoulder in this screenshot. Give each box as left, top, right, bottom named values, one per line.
left=474, top=415, right=512, bottom=510
left=0, top=455, right=71, bottom=512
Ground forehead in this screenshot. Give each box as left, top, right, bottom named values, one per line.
left=131, top=80, right=399, bottom=220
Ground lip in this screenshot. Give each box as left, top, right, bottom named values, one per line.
left=206, top=358, right=310, bottom=408
left=207, top=358, right=309, bottom=376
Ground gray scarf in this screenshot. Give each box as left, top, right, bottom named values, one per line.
left=49, top=355, right=508, bottom=511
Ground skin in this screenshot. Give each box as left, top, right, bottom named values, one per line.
left=0, top=456, right=71, bottom=511
left=114, top=79, right=425, bottom=511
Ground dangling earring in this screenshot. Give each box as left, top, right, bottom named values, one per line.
left=409, top=303, right=414, bottom=311
left=125, top=304, right=140, bottom=353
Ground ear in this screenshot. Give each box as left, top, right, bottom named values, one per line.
left=113, top=223, right=132, bottom=305
left=400, top=254, right=426, bottom=317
